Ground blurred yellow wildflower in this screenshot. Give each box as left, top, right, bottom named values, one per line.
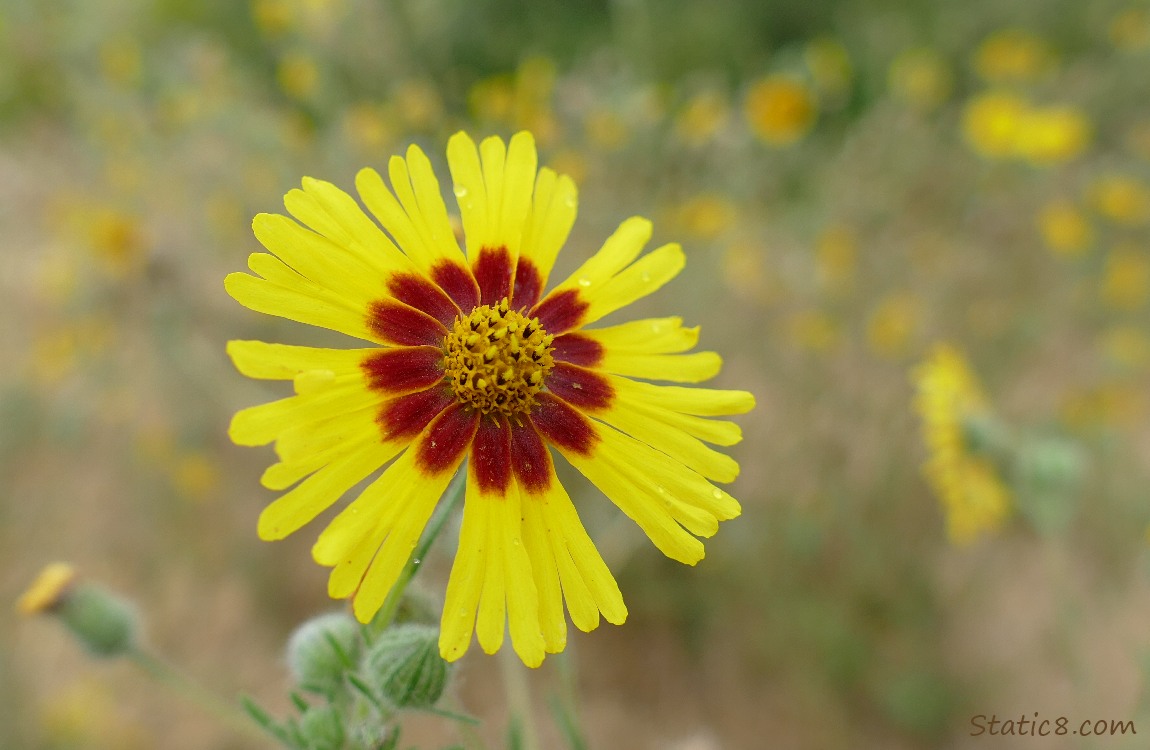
left=99, top=37, right=141, bottom=86
left=888, top=48, right=953, bottom=112
left=974, top=28, right=1051, bottom=83
left=171, top=452, right=222, bottom=502
left=721, top=241, right=776, bottom=302
left=1100, top=246, right=1150, bottom=310
left=277, top=52, right=320, bottom=100
left=676, top=194, right=736, bottom=239
left=815, top=225, right=857, bottom=293
left=913, top=345, right=1010, bottom=544
left=745, top=74, right=817, bottom=146
left=1061, top=383, right=1147, bottom=430
left=804, top=37, right=852, bottom=98
left=962, top=90, right=1028, bottom=159
left=40, top=678, right=149, bottom=750
left=1100, top=326, right=1150, bottom=370
left=786, top=311, right=840, bottom=352
left=394, top=79, right=444, bottom=129
left=674, top=89, right=730, bottom=145
left=1037, top=200, right=1093, bottom=257
left=1089, top=174, right=1150, bottom=225
left=342, top=102, right=397, bottom=152
left=1110, top=8, right=1150, bottom=52
left=866, top=293, right=921, bottom=357
left=252, top=0, right=294, bottom=36
left=585, top=109, right=630, bottom=150
left=1014, top=106, right=1091, bottom=165
left=468, top=57, right=559, bottom=145
left=17, top=562, right=77, bottom=614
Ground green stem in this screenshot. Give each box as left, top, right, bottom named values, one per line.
left=129, top=648, right=270, bottom=743
left=501, top=645, right=540, bottom=750
left=374, top=468, right=468, bottom=630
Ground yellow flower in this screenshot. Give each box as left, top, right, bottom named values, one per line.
left=974, top=28, right=1050, bottom=83
left=888, top=48, right=953, bottom=112
left=673, top=89, right=730, bottom=146
left=342, top=102, right=397, bottom=153
left=675, top=193, right=736, bottom=239
left=1100, top=246, right=1150, bottom=310
left=913, top=345, right=1010, bottom=544
left=1061, top=384, right=1147, bottom=430
left=99, top=37, right=141, bottom=86
left=804, top=36, right=852, bottom=98
left=1015, top=105, right=1091, bottom=165
left=786, top=311, right=839, bottom=352
left=962, top=90, right=1029, bottom=159
left=1110, top=8, right=1150, bottom=52
left=745, top=75, right=817, bottom=146
left=1089, top=174, right=1150, bottom=225
left=1100, top=326, right=1150, bottom=370
left=721, top=241, right=775, bottom=302
left=393, top=79, right=444, bottom=129
left=1037, top=200, right=1093, bottom=257
left=468, top=57, right=559, bottom=146
left=815, top=224, right=857, bottom=292
left=171, top=452, right=221, bottom=502
left=225, top=132, right=752, bottom=667
left=585, top=109, right=629, bottom=150
left=277, top=53, right=319, bottom=100
left=866, top=293, right=920, bottom=357
left=17, top=562, right=77, bottom=614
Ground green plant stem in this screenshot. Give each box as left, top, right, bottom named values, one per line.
left=129, top=648, right=270, bottom=743
left=374, top=468, right=468, bottom=630
left=501, top=645, right=540, bottom=750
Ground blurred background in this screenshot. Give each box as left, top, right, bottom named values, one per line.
left=3, top=0, right=1150, bottom=747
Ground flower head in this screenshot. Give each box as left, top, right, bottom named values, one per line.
left=912, top=345, right=1010, bottom=544
left=744, top=75, right=817, bottom=146
left=225, top=132, right=752, bottom=666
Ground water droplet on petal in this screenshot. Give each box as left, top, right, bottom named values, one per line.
left=712, top=488, right=723, bottom=499
left=453, top=184, right=468, bottom=198
left=640, top=272, right=651, bottom=282
left=577, top=277, right=592, bottom=287
left=564, top=195, right=576, bottom=208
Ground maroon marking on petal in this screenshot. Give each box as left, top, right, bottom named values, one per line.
left=431, top=260, right=480, bottom=313
left=366, top=299, right=448, bottom=347
left=545, top=362, right=615, bottom=412
left=473, top=246, right=514, bottom=306
left=510, top=419, right=553, bottom=494
left=471, top=415, right=512, bottom=495
left=416, top=402, right=479, bottom=476
left=530, top=393, right=599, bottom=457
left=361, top=346, right=445, bottom=394
left=387, top=273, right=460, bottom=327
left=532, top=289, right=589, bottom=335
left=512, top=257, right=544, bottom=311
left=552, top=332, right=605, bottom=366
left=378, top=385, right=455, bottom=441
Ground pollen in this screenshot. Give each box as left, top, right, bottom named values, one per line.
left=443, top=299, right=555, bottom=416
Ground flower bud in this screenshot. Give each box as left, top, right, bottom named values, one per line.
left=18, top=564, right=138, bottom=658
left=286, top=612, right=361, bottom=696
left=364, top=624, right=448, bottom=708
left=296, top=704, right=345, bottom=750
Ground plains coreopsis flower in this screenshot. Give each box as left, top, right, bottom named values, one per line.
left=226, top=131, right=753, bottom=666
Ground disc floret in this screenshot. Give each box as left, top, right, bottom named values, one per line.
left=443, top=300, right=555, bottom=416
